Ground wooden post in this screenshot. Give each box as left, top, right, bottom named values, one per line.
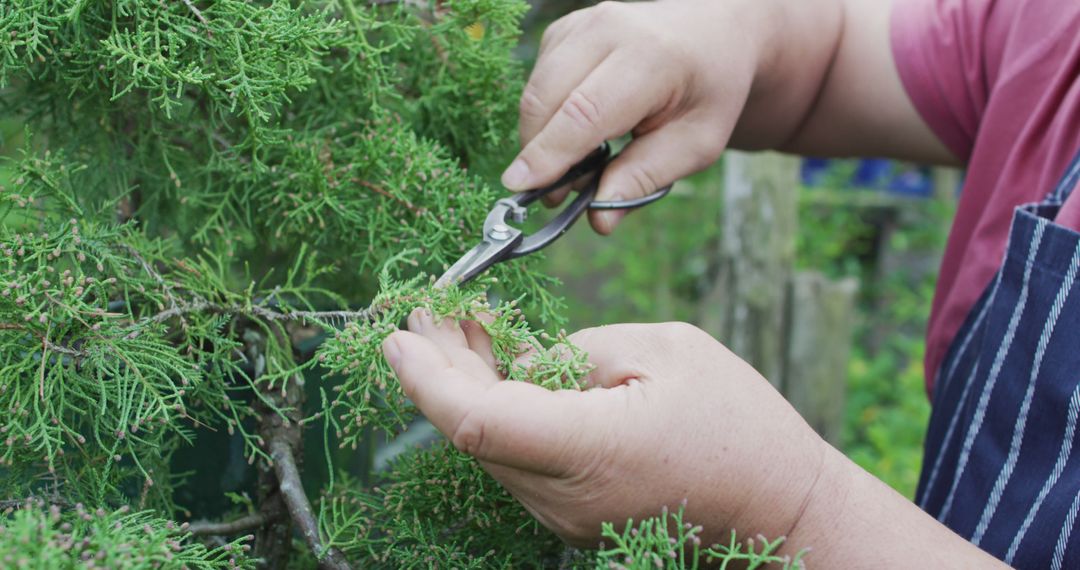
left=932, top=166, right=963, bottom=203
left=782, top=271, right=859, bottom=446
left=697, top=150, right=799, bottom=385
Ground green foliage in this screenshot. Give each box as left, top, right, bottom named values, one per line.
left=594, top=504, right=805, bottom=570
left=1, top=0, right=798, bottom=566
left=319, top=270, right=587, bottom=442
left=0, top=0, right=535, bottom=279
left=845, top=335, right=931, bottom=497
left=0, top=499, right=254, bottom=569
left=1, top=0, right=566, bottom=564
left=0, top=153, right=265, bottom=510
left=319, top=445, right=561, bottom=569
left=794, top=193, right=875, bottom=280
left=795, top=182, right=951, bottom=498
left=843, top=267, right=937, bottom=498
left=314, top=270, right=591, bottom=567
left=839, top=196, right=952, bottom=498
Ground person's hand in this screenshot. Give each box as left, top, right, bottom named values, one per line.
left=381, top=309, right=828, bottom=547
left=502, top=0, right=958, bottom=234
left=502, top=0, right=770, bottom=235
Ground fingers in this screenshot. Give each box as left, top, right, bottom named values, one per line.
left=461, top=317, right=497, bottom=373
left=514, top=11, right=607, bottom=207
left=407, top=308, right=467, bottom=347
left=519, top=27, right=611, bottom=150
left=588, top=116, right=728, bottom=234
left=456, top=312, right=540, bottom=377
left=502, top=50, right=675, bottom=192
left=383, top=330, right=598, bottom=476
left=382, top=330, right=487, bottom=440
left=407, top=309, right=498, bottom=384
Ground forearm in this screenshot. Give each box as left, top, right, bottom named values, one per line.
left=781, top=446, right=1009, bottom=567
left=724, top=0, right=844, bottom=151
left=728, top=0, right=958, bottom=165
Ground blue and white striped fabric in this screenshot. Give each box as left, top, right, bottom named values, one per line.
left=916, top=148, right=1080, bottom=569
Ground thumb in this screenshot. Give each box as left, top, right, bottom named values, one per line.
left=383, top=331, right=598, bottom=477
left=590, top=118, right=727, bottom=234
left=383, top=330, right=494, bottom=437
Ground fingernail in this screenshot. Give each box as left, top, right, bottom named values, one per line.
left=501, top=159, right=530, bottom=190
left=596, top=189, right=625, bottom=233
left=418, top=309, right=433, bottom=332
left=383, top=337, right=402, bottom=369
left=598, top=210, right=625, bottom=234
left=407, top=308, right=425, bottom=333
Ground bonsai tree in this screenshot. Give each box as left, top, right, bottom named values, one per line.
left=0, top=1, right=803, bottom=568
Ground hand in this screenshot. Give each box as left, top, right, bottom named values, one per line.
left=381, top=309, right=828, bottom=547
left=502, top=0, right=956, bottom=234
left=502, top=0, right=768, bottom=234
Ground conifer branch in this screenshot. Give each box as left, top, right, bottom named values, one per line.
left=179, top=0, right=213, bottom=37
left=246, top=328, right=352, bottom=569
left=355, top=179, right=422, bottom=216
left=270, top=438, right=352, bottom=570
left=38, top=325, right=49, bottom=401
left=2, top=0, right=554, bottom=565
left=187, top=513, right=272, bottom=536
left=0, top=496, right=71, bottom=512
left=0, top=322, right=87, bottom=357
left=126, top=242, right=379, bottom=326
left=147, top=299, right=377, bottom=326
left=0, top=499, right=34, bottom=512
left=124, top=245, right=187, bottom=328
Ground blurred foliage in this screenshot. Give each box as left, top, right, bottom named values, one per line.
left=801, top=165, right=954, bottom=499
left=535, top=164, right=723, bottom=329
left=794, top=193, right=876, bottom=280
left=843, top=282, right=934, bottom=498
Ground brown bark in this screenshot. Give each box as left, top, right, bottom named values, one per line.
left=247, top=326, right=353, bottom=570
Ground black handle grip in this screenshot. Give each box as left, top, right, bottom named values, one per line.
left=510, top=143, right=611, bottom=208
left=509, top=171, right=600, bottom=258
left=588, top=184, right=673, bottom=210
left=500, top=142, right=674, bottom=258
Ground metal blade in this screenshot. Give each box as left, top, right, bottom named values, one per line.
left=434, top=240, right=507, bottom=289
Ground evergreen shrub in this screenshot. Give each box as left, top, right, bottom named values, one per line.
left=0, top=2, right=802, bottom=567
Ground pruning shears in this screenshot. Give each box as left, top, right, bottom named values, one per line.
left=434, top=142, right=672, bottom=288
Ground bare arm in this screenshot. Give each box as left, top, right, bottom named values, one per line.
left=741, top=0, right=959, bottom=165
left=506, top=0, right=958, bottom=235
left=784, top=445, right=1007, bottom=567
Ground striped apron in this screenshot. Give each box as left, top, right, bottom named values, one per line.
left=916, top=149, right=1080, bottom=569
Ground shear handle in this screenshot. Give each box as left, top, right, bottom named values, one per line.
left=507, top=143, right=612, bottom=209
left=496, top=141, right=674, bottom=258
left=509, top=173, right=600, bottom=258
left=589, top=183, right=673, bottom=209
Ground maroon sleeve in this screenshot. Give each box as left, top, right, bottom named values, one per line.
left=890, top=0, right=999, bottom=162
